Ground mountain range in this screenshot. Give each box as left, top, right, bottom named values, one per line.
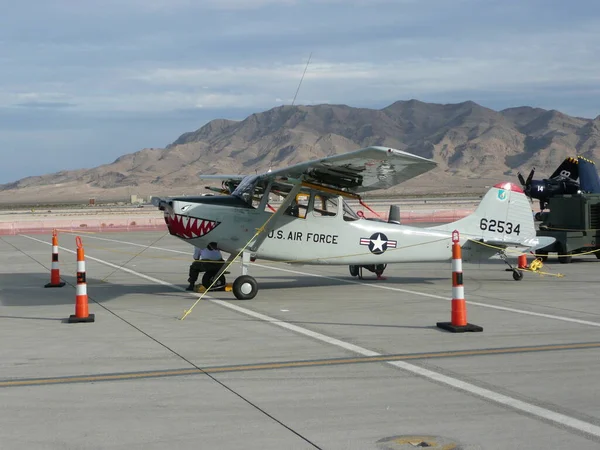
left=2, top=99, right=600, bottom=204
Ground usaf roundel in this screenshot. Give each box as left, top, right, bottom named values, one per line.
left=360, top=232, right=397, bottom=255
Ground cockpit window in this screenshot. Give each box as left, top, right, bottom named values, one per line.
left=342, top=200, right=360, bottom=221
left=232, top=175, right=260, bottom=206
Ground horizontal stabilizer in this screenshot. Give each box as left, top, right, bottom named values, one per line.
left=478, top=236, right=555, bottom=251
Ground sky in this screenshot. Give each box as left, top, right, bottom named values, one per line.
left=1, top=0, right=599, bottom=184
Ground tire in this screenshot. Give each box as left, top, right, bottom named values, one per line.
left=375, top=264, right=387, bottom=277
left=349, top=265, right=359, bottom=277
left=556, top=243, right=572, bottom=264
left=202, top=271, right=226, bottom=290
left=232, top=275, right=258, bottom=300
left=558, top=254, right=572, bottom=264
left=512, top=270, right=523, bottom=281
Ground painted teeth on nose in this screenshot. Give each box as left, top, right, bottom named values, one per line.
left=190, top=218, right=198, bottom=238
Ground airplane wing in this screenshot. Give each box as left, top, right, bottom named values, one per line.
left=257, top=146, right=437, bottom=193
left=197, top=175, right=246, bottom=181
left=197, top=174, right=246, bottom=194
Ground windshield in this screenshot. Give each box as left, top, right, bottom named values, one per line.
left=342, top=198, right=360, bottom=221
left=232, top=175, right=260, bottom=206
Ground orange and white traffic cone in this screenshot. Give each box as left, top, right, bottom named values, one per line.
left=44, top=230, right=65, bottom=288
left=68, top=236, right=95, bottom=323
left=437, top=230, right=482, bottom=333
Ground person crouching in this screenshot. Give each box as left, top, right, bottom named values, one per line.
left=187, top=242, right=223, bottom=291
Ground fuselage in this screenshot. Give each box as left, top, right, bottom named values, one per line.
left=164, top=195, right=456, bottom=265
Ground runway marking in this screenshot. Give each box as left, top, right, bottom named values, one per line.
left=19, top=234, right=600, bottom=439
left=50, top=233, right=600, bottom=329
left=2, top=341, right=600, bottom=388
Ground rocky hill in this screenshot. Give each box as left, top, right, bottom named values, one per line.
left=2, top=100, right=600, bottom=203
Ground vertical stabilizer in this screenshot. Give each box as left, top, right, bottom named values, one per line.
left=431, top=182, right=536, bottom=245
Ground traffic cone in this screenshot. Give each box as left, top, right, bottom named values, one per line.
left=437, top=230, right=483, bottom=333
left=68, top=237, right=95, bottom=323
left=44, top=230, right=65, bottom=288
left=517, top=254, right=528, bottom=269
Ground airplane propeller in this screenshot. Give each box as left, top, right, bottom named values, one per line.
left=517, top=168, right=535, bottom=196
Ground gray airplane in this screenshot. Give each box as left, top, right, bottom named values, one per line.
left=152, top=146, right=554, bottom=300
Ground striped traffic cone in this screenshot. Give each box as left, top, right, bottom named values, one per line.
left=68, top=236, right=95, bottom=323
left=44, top=230, right=65, bottom=288
left=437, top=230, right=482, bottom=333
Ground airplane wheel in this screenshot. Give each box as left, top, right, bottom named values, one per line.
left=233, top=275, right=258, bottom=300
left=349, top=265, right=359, bottom=277
left=375, top=264, right=387, bottom=277
left=202, top=271, right=226, bottom=290
left=512, top=270, right=523, bottom=281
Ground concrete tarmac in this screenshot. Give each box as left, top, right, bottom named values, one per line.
left=1, top=231, right=600, bottom=449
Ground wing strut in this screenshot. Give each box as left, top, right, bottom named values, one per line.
left=248, top=181, right=304, bottom=252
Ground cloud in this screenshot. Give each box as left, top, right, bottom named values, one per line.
left=15, top=101, right=76, bottom=109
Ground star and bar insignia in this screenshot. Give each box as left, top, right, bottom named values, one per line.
left=360, top=232, right=397, bottom=255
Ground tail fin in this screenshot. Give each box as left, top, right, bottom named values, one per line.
left=550, top=157, right=579, bottom=180
left=432, top=182, right=536, bottom=245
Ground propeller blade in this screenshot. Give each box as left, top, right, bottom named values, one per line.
left=526, top=168, right=535, bottom=186
left=517, top=172, right=526, bottom=187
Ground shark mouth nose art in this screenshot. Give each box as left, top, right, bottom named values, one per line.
left=166, top=213, right=220, bottom=239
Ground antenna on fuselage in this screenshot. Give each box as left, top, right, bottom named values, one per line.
left=266, top=52, right=313, bottom=174
left=292, top=51, right=312, bottom=106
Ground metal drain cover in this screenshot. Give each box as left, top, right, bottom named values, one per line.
left=376, top=435, right=466, bottom=449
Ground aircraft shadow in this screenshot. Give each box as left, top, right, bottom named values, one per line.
left=246, top=276, right=448, bottom=291
left=0, top=273, right=192, bottom=307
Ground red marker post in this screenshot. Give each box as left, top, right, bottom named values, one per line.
left=45, top=229, right=65, bottom=288
left=68, top=236, right=95, bottom=323
left=437, top=230, right=482, bottom=333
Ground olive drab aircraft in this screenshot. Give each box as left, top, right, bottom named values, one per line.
left=152, top=146, right=555, bottom=300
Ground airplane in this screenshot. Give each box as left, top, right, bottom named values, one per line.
left=518, top=156, right=600, bottom=218
left=152, top=146, right=554, bottom=300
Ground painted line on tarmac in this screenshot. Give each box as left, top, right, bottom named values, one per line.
left=3, top=341, right=600, bottom=388
left=251, top=263, right=600, bottom=329
left=19, top=234, right=600, bottom=439
left=55, top=233, right=600, bottom=329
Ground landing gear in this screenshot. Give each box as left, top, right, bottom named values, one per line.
left=499, top=251, right=524, bottom=281
left=512, top=270, right=524, bottom=281
left=232, top=275, right=258, bottom=300
left=349, top=264, right=387, bottom=280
